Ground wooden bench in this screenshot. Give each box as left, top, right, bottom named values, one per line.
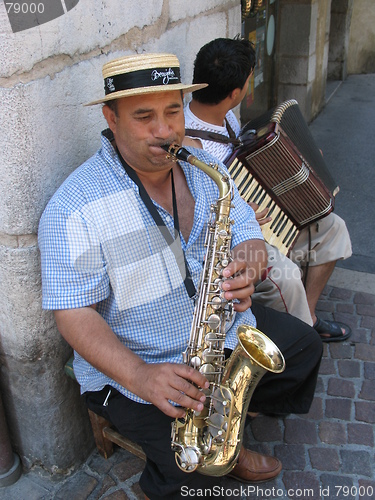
left=64, top=356, right=146, bottom=461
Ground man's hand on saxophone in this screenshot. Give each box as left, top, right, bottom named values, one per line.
left=221, top=239, right=268, bottom=312
left=132, top=362, right=210, bottom=419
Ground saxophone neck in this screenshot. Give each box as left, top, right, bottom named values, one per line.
left=162, top=144, right=232, bottom=200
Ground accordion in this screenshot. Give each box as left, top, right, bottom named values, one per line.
left=225, top=100, right=339, bottom=256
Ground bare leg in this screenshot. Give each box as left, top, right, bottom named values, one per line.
left=303, top=260, right=352, bottom=342
left=304, top=260, right=336, bottom=324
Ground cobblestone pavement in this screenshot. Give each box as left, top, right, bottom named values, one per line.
left=2, top=283, right=374, bottom=500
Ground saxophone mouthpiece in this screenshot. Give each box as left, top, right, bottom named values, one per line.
left=160, top=144, right=171, bottom=153
left=161, top=144, right=191, bottom=163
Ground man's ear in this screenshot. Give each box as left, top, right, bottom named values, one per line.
left=229, top=88, right=241, bottom=102
left=102, top=105, right=117, bottom=132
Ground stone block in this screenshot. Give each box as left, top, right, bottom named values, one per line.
left=111, top=455, right=145, bottom=482
left=307, top=53, right=317, bottom=84
left=320, top=473, right=353, bottom=493
left=328, top=60, right=343, bottom=80
left=358, top=479, right=375, bottom=500
left=316, top=299, right=335, bottom=312
left=0, top=65, right=105, bottom=235
left=284, top=418, right=318, bottom=444
left=320, top=284, right=331, bottom=296
left=331, top=0, right=353, bottom=16
left=325, top=399, right=352, bottom=421
left=329, top=343, right=353, bottom=359
left=87, top=452, right=116, bottom=476
left=336, top=303, right=354, bottom=314
left=227, top=4, right=242, bottom=36
left=278, top=56, right=308, bottom=85
left=355, top=401, right=375, bottom=424
left=319, top=358, right=336, bottom=375
left=279, top=4, right=313, bottom=56
left=351, top=328, right=371, bottom=344
left=95, top=476, right=117, bottom=499
left=1, top=356, right=94, bottom=471
left=53, top=472, right=98, bottom=500
left=361, top=315, right=375, bottom=329
left=274, top=444, right=306, bottom=470
left=319, top=421, right=347, bottom=445
left=327, top=378, right=356, bottom=398
left=340, top=450, right=373, bottom=477
left=169, top=0, right=230, bottom=22
left=347, top=423, right=374, bottom=446
left=359, top=380, right=375, bottom=401
left=357, top=304, right=375, bottom=317
left=314, top=376, right=325, bottom=395
left=282, top=471, right=320, bottom=498
left=308, top=447, right=340, bottom=471
left=330, top=287, right=353, bottom=300
left=301, top=397, right=324, bottom=420
left=0, top=245, right=56, bottom=358
left=354, top=291, right=375, bottom=305
left=0, top=0, right=163, bottom=78
left=251, top=416, right=283, bottom=442
left=364, top=362, right=375, bottom=380
left=355, top=343, right=375, bottom=362
left=338, top=359, right=361, bottom=378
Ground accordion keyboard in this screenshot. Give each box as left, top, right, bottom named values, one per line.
left=227, top=158, right=300, bottom=256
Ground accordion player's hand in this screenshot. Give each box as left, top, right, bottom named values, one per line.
left=248, top=202, right=272, bottom=227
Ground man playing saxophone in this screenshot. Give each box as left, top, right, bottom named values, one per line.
left=38, top=53, right=323, bottom=500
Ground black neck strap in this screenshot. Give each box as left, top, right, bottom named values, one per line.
left=116, top=149, right=196, bottom=298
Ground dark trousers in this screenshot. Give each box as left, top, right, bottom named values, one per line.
left=85, top=303, right=323, bottom=499
left=249, top=302, right=323, bottom=414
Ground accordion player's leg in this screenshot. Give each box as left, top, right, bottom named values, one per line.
left=288, top=213, right=352, bottom=341
left=252, top=243, right=313, bottom=326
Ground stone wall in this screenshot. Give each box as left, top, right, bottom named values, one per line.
left=277, top=0, right=331, bottom=122
left=347, top=0, right=375, bottom=74
left=0, top=0, right=240, bottom=473
left=328, top=0, right=354, bottom=80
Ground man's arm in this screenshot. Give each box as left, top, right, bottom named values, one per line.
left=54, top=307, right=209, bottom=418
left=221, top=238, right=267, bottom=312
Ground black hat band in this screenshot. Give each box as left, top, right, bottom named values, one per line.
left=104, top=67, right=181, bottom=95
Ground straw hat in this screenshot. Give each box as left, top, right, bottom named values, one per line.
left=85, top=53, right=208, bottom=106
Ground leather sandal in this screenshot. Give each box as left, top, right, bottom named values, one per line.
left=227, top=446, right=282, bottom=483
left=313, top=316, right=352, bottom=342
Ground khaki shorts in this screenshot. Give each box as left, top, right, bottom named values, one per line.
left=289, top=212, right=352, bottom=267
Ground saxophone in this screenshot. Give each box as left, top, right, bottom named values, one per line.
left=162, top=144, right=285, bottom=477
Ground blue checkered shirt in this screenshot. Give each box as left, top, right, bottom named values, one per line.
left=38, top=130, right=263, bottom=403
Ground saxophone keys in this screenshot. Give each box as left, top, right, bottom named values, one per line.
left=191, top=355, right=204, bottom=370
left=199, top=362, right=216, bottom=382
left=210, top=295, right=223, bottom=310
left=174, top=446, right=200, bottom=473
left=206, top=413, right=228, bottom=442
left=212, top=386, right=232, bottom=416
left=205, top=313, right=221, bottom=330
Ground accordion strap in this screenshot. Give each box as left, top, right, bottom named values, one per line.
left=185, top=119, right=242, bottom=146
